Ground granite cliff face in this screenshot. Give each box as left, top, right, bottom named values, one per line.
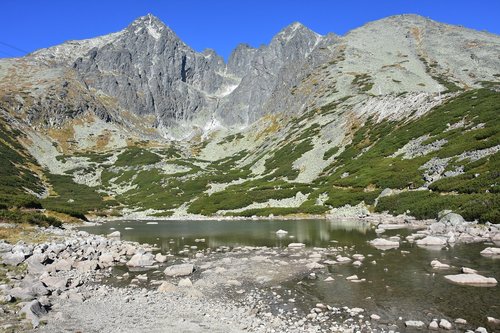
left=1, top=14, right=498, bottom=139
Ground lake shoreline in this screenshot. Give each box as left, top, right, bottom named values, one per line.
left=1, top=213, right=499, bottom=332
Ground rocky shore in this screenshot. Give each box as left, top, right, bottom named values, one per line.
left=0, top=212, right=499, bottom=333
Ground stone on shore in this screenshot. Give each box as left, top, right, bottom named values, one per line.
left=1, top=252, right=26, bottom=266
left=439, top=319, right=452, bottom=330
left=157, top=281, right=177, bottom=293
left=155, top=253, right=168, bottom=263
left=429, top=320, right=439, bottom=330
left=444, top=274, right=497, bottom=286
left=127, top=252, right=155, bottom=267
left=178, top=278, right=193, bottom=287
left=98, top=253, right=115, bottom=266
left=164, top=263, right=194, bottom=277
left=405, top=320, right=425, bottom=328
left=287, top=243, right=305, bottom=249
left=20, top=300, right=47, bottom=328
left=439, top=212, right=465, bottom=226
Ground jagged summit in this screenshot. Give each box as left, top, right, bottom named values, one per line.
left=274, top=21, right=322, bottom=43
left=127, top=13, right=168, bottom=40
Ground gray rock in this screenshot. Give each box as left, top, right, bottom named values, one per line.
left=405, top=320, right=425, bottom=328
left=107, top=231, right=121, bottom=238
left=1, top=252, right=26, bottom=266
left=0, top=241, right=12, bottom=253
left=178, top=278, right=193, bottom=287
left=416, top=236, right=447, bottom=246
left=287, top=243, right=305, bottom=249
left=444, top=273, right=497, bottom=286
left=440, top=319, right=452, bottom=330
left=369, top=238, right=399, bottom=249
left=157, top=281, right=177, bottom=293
left=164, top=263, right=194, bottom=277
left=155, top=253, right=167, bottom=263
left=439, top=212, right=465, bottom=226
left=40, top=276, right=69, bottom=290
left=20, top=300, right=47, bottom=328
left=99, top=252, right=115, bottom=265
left=480, top=247, right=500, bottom=257
left=127, top=252, right=155, bottom=267
left=53, top=258, right=74, bottom=271
left=74, top=260, right=99, bottom=272
left=429, top=222, right=446, bottom=234
left=431, top=260, right=450, bottom=269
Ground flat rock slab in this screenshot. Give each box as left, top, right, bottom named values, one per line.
left=369, top=238, right=399, bottom=250
left=378, top=224, right=407, bottom=230
left=164, top=263, right=194, bottom=277
left=416, top=236, right=447, bottom=247
left=405, top=320, right=425, bottom=328
left=287, top=243, right=305, bottom=248
left=480, top=247, right=500, bottom=257
left=444, top=274, right=497, bottom=286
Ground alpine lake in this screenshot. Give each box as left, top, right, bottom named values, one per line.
left=80, top=219, right=500, bottom=331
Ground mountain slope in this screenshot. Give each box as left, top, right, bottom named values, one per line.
left=0, top=14, right=498, bottom=222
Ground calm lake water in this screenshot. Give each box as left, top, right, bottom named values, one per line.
left=81, top=219, right=500, bottom=330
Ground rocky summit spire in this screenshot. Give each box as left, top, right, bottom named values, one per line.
left=127, top=14, right=168, bottom=40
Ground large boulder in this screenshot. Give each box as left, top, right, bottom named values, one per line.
left=439, top=212, right=465, bottom=226
left=164, top=263, right=194, bottom=277
left=20, top=300, right=47, bottom=328
left=444, top=274, right=497, bottom=286
left=74, top=260, right=99, bottom=272
left=99, top=253, right=115, bottom=266
left=1, top=252, right=26, bottom=266
left=480, top=247, right=500, bottom=257
left=40, top=275, right=69, bottom=290
left=127, top=252, right=155, bottom=267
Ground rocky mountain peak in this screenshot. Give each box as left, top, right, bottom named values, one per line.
left=273, top=21, right=321, bottom=44
left=127, top=13, right=168, bottom=40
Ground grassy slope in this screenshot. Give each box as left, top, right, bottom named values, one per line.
left=1, top=88, right=498, bottom=223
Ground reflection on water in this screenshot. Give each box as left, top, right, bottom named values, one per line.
left=80, top=219, right=500, bottom=329
left=81, top=219, right=372, bottom=254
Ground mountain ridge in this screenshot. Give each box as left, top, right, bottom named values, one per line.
left=0, top=14, right=498, bottom=223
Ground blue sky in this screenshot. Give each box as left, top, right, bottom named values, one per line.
left=1, top=0, right=499, bottom=60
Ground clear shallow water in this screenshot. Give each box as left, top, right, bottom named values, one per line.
left=81, top=219, right=500, bottom=330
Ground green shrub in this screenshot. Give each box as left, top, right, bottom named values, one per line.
left=0, top=210, right=62, bottom=227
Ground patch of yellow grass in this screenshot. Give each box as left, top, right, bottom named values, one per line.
left=256, top=114, right=282, bottom=141
left=0, top=224, right=56, bottom=244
